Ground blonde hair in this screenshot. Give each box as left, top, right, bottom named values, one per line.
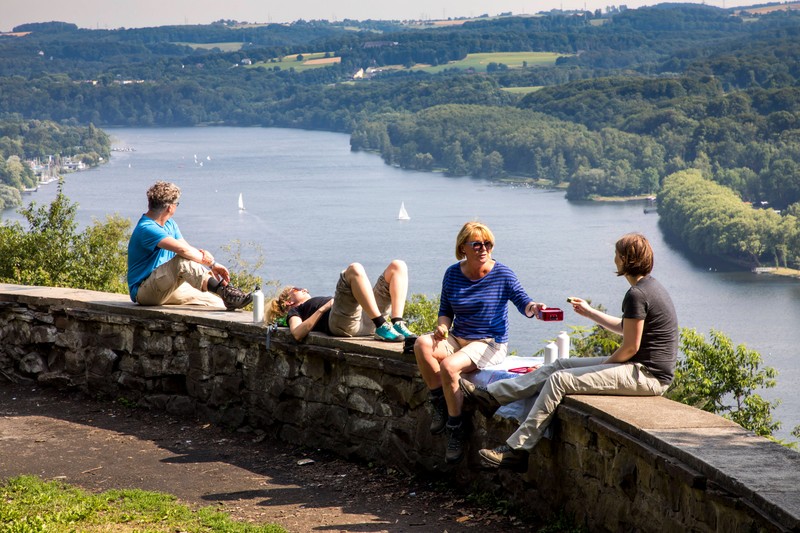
left=264, top=285, right=295, bottom=324
left=146, top=181, right=181, bottom=211
left=454, top=221, right=495, bottom=260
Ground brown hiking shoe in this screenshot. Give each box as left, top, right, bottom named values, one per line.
left=459, top=378, right=500, bottom=418
left=478, top=444, right=529, bottom=472
left=218, top=284, right=253, bottom=311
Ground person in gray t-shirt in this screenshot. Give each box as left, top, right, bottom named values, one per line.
left=464, top=233, right=678, bottom=472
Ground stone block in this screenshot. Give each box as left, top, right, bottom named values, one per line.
left=38, top=371, right=76, bottom=389
left=96, top=323, right=134, bottom=352
left=85, top=348, right=119, bottom=378
left=163, top=352, right=189, bottom=375
left=342, top=370, right=383, bottom=392
left=64, top=349, right=86, bottom=375
left=117, top=371, right=147, bottom=392
left=346, top=390, right=375, bottom=415
left=210, top=344, right=238, bottom=375
left=134, top=331, right=173, bottom=356
left=300, top=356, right=327, bottom=381
left=30, top=325, right=57, bottom=343
left=19, top=351, right=46, bottom=375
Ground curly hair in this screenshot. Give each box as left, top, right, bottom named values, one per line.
left=265, top=285, right=295, bottom=324
left=146, top=181, right=181, bottom=211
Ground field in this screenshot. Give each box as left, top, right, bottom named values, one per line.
left=174, top=41, right=245, bottom=51
left=411, top=51, right=564, bottom=74
left=249, top=52, right=342, bottom=72
left=501, top=86, right=544, bottom=95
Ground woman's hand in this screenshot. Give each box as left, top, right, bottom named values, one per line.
left=433, top=323, right=449, bottom=341
left=321, top=298, right=334, bottom=312
left=526, top=301, right=545, bottom=319
left=567, top=297, right=592, bottom=318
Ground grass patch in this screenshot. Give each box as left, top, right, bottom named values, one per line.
left=412, top=51, right=564, bottom=74
left=501, top=86, right=544, bottom=95
left=248, top=52, right=342, bottom=72
left=0, top=475, right=286, bottom=532
left=174, top=42, right=245, bottom=52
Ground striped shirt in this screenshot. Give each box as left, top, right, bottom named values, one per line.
left=439, top=261, right=533, bottom=344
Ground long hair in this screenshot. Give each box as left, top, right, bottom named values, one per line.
left=264, top=285, right=295, bottom=324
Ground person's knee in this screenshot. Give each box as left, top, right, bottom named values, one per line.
left=439, top=357, right=462, bottom=381
left=387, top=259, right=407, bottom=276
left=414, top=335, right=433, bottom=359
left=345, top=262, right=366, bottom=279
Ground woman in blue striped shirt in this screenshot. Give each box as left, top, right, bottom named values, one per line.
left=414, top=221, right=546, bottom=464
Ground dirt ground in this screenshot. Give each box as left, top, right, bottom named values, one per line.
left=0, top=382, right=533, bottom=532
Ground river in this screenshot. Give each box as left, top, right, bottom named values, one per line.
left=4, top=126, right=800, bottom=440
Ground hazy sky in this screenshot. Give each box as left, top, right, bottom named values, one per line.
left=3, top=0, right=757, bottom=32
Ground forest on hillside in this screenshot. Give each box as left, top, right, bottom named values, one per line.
left=2, top=4, right=800, bottom=267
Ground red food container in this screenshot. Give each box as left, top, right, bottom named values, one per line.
left=537, top=308, right=564, bottom=321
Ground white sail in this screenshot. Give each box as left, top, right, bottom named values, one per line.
left=397, top=202, right=410, bottom=220
left=238, top=193, right=245, bottom=211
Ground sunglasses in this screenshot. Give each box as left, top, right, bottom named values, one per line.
left=467, top=240, right=494, bottom=251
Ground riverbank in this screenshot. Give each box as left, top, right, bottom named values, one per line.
left=755, top=266, right=800, bottom=279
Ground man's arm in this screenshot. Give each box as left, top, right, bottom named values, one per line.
left=158, top=237, right=230, bottom=283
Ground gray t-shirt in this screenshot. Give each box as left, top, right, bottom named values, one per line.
left=622, top=276, right=678, bottom=385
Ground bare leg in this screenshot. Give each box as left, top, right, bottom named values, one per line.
left=440, top=352, right=476, bottom=416
left=343, top=262, right=382, bottom=318
left=382, top=259, right=408, bottom=318
left=414, top=334, right=449, bottom=389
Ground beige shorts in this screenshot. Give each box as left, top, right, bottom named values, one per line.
left=442, top=334, right=508, bottom=369
left=327, top=272, right=391, bottom=337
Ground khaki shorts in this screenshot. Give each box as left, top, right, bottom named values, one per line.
left=442, top=334, right=508, bottom=369
left=327, top=272, right=391, bottom=337
left=136, top=256, right=223, bottom=308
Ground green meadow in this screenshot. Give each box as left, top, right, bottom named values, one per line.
left=412, top=51, right=564, bottom=73
left=249, top=52, right=342, bottom=72
left=174, top=42, right=245, bottom=51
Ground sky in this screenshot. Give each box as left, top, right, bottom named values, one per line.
left=2, top=0, right=763, bottom=32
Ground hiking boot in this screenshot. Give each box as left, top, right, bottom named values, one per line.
left=218, top=284, right=253, bottom=311
left=459, top=378, right=501, bottom=418
left=373, top=322, right=404, bottom=342
left=392, top=320, right=416, bottom=340
left=478, top=444, right=529, bottom=472
left=445, top=421, right=470, bottom=464
left=429, top=396, right=447, bottom=435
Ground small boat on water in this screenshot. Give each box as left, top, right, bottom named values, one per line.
left=238, top=193, right=245, bottom=211
left=397, top=202, right=410, bottom=221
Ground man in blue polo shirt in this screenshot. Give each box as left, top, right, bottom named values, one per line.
left=127, top=181, right=252, bottom=310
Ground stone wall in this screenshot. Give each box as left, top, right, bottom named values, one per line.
left=1, top=284, right=798, bottom=532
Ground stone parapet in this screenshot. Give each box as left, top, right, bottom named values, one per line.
left=1, top=283, right=798, bottom=532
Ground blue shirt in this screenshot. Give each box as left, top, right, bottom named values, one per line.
left=438, top=261, right=532, bottom=344
left=127, top=215, right=182, bottom=302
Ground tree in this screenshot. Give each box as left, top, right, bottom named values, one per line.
left=0, top=181, right=130, bottom=294
left=666, top=328, right=784, bottom=439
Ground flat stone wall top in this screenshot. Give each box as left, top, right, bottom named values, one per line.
left=566, top=395, right=800, bottom=527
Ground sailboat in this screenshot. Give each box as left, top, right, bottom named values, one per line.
left=397, top=202, right=410, bottom=221
left=238, top=193, right=245, bottom=211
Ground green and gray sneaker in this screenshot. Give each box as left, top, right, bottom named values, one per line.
left=392, top=320, right=416, bottom=339
left=374, top=322, right=404, bottom=342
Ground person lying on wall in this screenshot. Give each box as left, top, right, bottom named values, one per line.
left=265, top=260, right=416, bottom=343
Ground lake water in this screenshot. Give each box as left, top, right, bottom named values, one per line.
left=4, top=126, right=800, bottom=440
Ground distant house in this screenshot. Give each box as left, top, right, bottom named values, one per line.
left=353, top=68, right=364, bottom=79
left=363, top=41, right=399, bottom=49
left=241, top=58, right=252, bottom=65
